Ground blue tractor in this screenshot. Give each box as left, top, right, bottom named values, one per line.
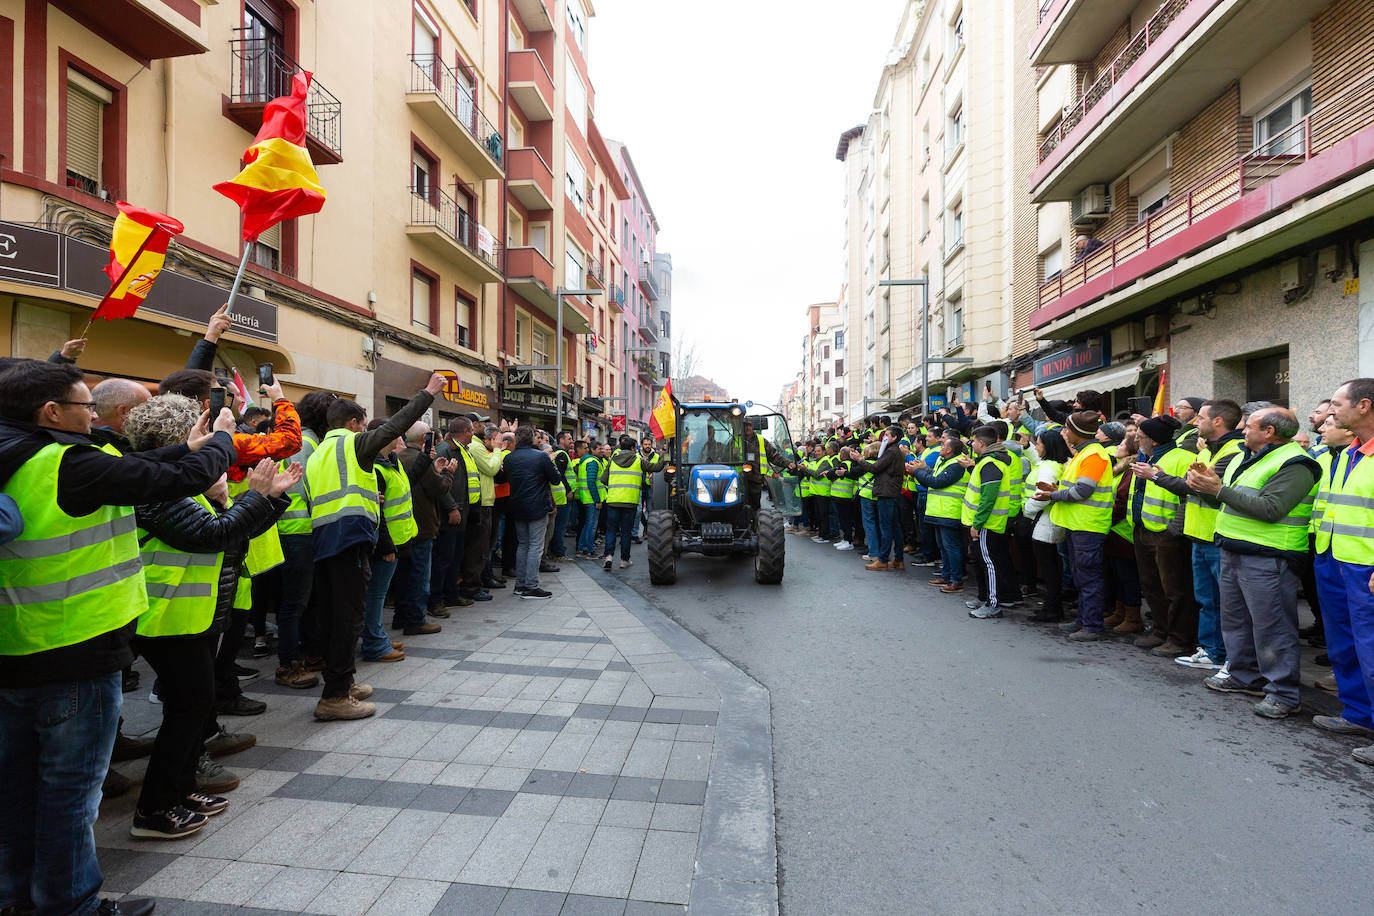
left=646, top=400, right=801, bottom=585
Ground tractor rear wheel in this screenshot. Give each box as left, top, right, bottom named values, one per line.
left=647, top=509, right=677, bottom=585
left=754, top=507, right=785, bottom=584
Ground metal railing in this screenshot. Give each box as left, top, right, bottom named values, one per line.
left=409, top=186, right=502, bottom=272
left=1039, top=71, right=1374, bottom=309
left=638, top=262, right=659, bottom=300
left=588, top=260, right=605, bottom=286
left=408, top=54, right=503, bottom=166
left=637, top=321, right=658, bottom=343
left=1038, top=0, right=1058, bottom=23
left=1038, top=0, right=1194, bottom=163
left=230, top=34, right=342, bottom=158
left=610, top=283, right=626, bottom=306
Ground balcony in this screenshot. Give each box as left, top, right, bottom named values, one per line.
left=1032, top=72, right=1374, bottom=335
left=510, top=0, right=554, bottom=31
left=1031, top=0, right=1330, bottom=202
left=406, top=55, right=504, bottom=181
left=228, top=36, right=342, bottom=164
left=52, top=0, right=208, bottom=61
left=504, top=247, right=592, bottom=334
left=637, top=321, right=658, bottom=344
left=407, top=187, right=503, bottom=283
left=506, top=147, right=554, bottom=211
left=637, top=263, right=659, bottom=301
left=611, top=283, right=626, bottom=307
left=586, top=260, right=605, bottom=289
left=507, top=49, right=554, bottom=121
left=637, top=356, right=657, bottom=384
left=1031, top=0, right=1145, bottom=66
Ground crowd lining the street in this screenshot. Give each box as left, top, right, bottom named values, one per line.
left=0, top=306, right=669, bottom=916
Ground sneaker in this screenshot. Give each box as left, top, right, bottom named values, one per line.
left=205, top=724, right=255, bottom=759
left=603, top=556, right=613, bottom=570
left=1203, top=675, right=1264, bottom=696
left=233, top=663, right=260, bottom=681
left=402, top=623, right=442, bottom=636
left=275, top=661, right=320, bottom=689
left=350, top=683, right=374, bottom=700
left=619, top=560, right=632, bottom=569
left=469, top=591, right=493, bottom=602
left=252, top=641, right=270, bottom=658
left=1058, top=621, right=1082, bottom=634
left=1175, top=649, right=1221, bottom=670
left=1254, top=696, right=1301, bottom=719
left=111, top=731, right=155, bottom=762
left=969, top=605, right=1003, bottom=619
left=148, top=691, right=162, bottom=705
left=315, top=695, right=376, bottom=721
left=513, top=586, right=527, bottom=596
left=811, top=536, right=827, bottom=543
left=520, top=587, right=554, bottom=600
left=1353, top=745, right=1374, bottom=766
left=213, top=695, right=266, bottom=716
left=97, top=897, right=156, bottom=915
left=130, top=805, right=208, bottom=840
left=1312, top=715, right=1374, bottom=736
left=1315, top=673, right=1338, bottom=691
left=913, top=559, right=938, bottom=568
left=195, top=753, right=240, bottom=793
left=833, top=541, right=852, bottom=550
left=182, top=792, right=230, bottom=816
left=575, top=551, right=595, bottom=559
left=539, top=563, right=561, bottom=573
left=964, top=598, right=985, bottom=610
left=1069, top=629, right=1106, bottom=641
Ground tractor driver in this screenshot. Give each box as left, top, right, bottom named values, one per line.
left=740, top=420, right=787, bottom=509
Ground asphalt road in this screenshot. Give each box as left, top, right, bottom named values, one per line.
left=612, top=531, right=1374, bottom=915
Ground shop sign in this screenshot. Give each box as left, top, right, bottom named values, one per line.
left=505, top=366, right=534, bottom=390
left=502, top=386, right=576, bottom=420
left=434, top=370, right=494, bottom=411
left=611, top=415, right=626, bottom=431
left=1033, top=335, right=1110, bottom=386
left=928, top=395, right=947, bottom=410
left=0, top=220, right=278, bottom=343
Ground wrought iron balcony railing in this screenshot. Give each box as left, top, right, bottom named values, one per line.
left=230, top=34, right=342, bottom=160
left=409, top=185, right=502, bottom=272
left=408, top=54, right=503, bottom=166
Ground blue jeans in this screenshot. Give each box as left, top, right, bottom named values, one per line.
left=514, top=516, right=548, bottom=590
left=578, top=503, right=600, bottom=555
left=1192, top=542, right=1225, bottom=662
left=934, top=523, right=964, bottom=585
left=604, top=505, right=636, bottom=561
left=549, top=503, right=572, bottom=558
left=430, top=524, right=465, bottom=607
left=860, top=499, right=879, bottom=554
left=393, top=537, right=432, bottom=628
left=276, top=532, right=314, bottom=668
left=875, top=497, right=901, bottom=563
left=362, top=555, right=399, bottom=658
left=0, top=671, right=121, bottom=915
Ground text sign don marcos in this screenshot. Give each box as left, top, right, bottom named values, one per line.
left=1033, top=335, right=1110, bottom=386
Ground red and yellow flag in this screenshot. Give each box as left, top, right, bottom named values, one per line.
left=213, top=71, right=326, bottom=241
left=92, top=202, right=185, bottom=321
left=650, top=378, right=676, bottom=441
left=1153, top=367, right=1168, bottom=417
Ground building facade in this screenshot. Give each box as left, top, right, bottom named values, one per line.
left=651, top=250, right=672, bottom=391
left=0, top=0, right=662, bottom=436
left=604, top=138, right=662, bottom=435
left=675, top=374, right=730, bottom=404
left=1025, top=0, right=1374, bottom=415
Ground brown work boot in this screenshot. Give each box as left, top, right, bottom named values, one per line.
left=302, top=656, right=326, bottom=672
left=865, top=560, right=890, bottom=571
left=368, top=648, right=405, bottom=663
left=314, top=695, right=376, bottom=721
left=1111, top=605, right=1143, bottom=634
left=403, top=622, right=442, bottom=636
left=1104, top=603, right=1126, bottom=628
left=275, top=661, right=320, bottom=689
left=889, top=560, right=905, bottom=570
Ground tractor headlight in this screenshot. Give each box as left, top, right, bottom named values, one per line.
left=722, top=479, right=739, bottom=503
left=694, top=479, right=711, bottom=502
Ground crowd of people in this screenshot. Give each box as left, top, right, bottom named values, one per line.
left=0, top=306, right=668, bottom=916
left=786, top=380, right=1374, bottom=755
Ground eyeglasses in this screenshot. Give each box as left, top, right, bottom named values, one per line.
left=56, top=400, right=98, bottom=411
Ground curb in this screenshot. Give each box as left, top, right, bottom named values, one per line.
left=592, top=572, right=779, bottom=916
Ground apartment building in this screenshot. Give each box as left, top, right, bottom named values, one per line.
left=1025, top=0, right=1374, bottom=414
left=676, top=374, right=730, bottom=404
left=652, top=250, right=673, bottom=391
left=605, top=138, right=662, bottom=435
left=0, top=0, right=660, bottom=434
left=798, top=301, right=843, bottom=432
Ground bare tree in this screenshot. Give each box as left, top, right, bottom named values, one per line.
left=672, top=338, right=699, bottom=381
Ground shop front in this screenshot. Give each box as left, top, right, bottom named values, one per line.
left=1031, top=334, right=1161, bottom=421
left=374, top=357, right=496, bottom=431
left=500, top=383, right=578, bottom=433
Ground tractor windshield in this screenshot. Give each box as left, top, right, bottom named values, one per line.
left=678, top=409, right=744, bottom=466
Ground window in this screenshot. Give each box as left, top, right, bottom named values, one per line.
left=1042, top=243, right=1063, bottom=280
left=881, top=231, right=891, bottom=269
left=834, top=330, right=844, bottom=350
left=823, top=345, right=830, bottom=359
left=413, top=7, right=438, bottom=63
left=920, top=194, right=930, bottom=238
left=565, top=143, right=586, bottom=213
left=64, top=69, right=112, bottom=196
left=920, top=45, right=931, bottom=89
left=565, top=56, right=587, bottom=135
left=952, top=10, right=965, bottom=52
left=921, top=123, right=931, bottom=166
left=834, top=359, right=844, bottom=376
left=864, top=368, right=874, bottom=397
left=411, top=144, right=436, bottom=203
left=530, top=224, right=548, bottom=257
left=565, top=241, right=585, bottom=288
left=610, top=204, right=617, bottom=238
left=948, top=105, right=964, bottom=153
left=566, top=0, right=586, bottom=51
left=456, top=290, right=473, bottom=348
left=248, top=221, right=281, bottom=271
left=835, top=387, right=845, bottom=406
left=514, top=311, right=529, bottom=360
left=948, top=202, right=963, bottom=249
left=947, top=294, right=963, bottom=349
left=598, top=185, right=606, bottom=221
left=242, top=0, right=287, bottom=101
left=1137, top=179, right=1170, bottom=221
left=823, top=371, right=830, bottom=385
left=411, top=269, right=436, bottom=331
left=1255, top=86, right=1312, bottom=156
left=881, top=291, right=891, bottom=329
left=532, top=326, right=551, bottom=384
left=880, top=355, right=890, bottom=393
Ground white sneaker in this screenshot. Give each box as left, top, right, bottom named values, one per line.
left=860, top=555, right=873, bottom=561
left=1214, top=662, right=1231, bottom=679
left=1175, top=649, right=1220, bottom=670
left=149, top=691, right=162, bottom=705
left=834, top=541, right=854, bottom=551
left=810, top=536, right=827, bottom=543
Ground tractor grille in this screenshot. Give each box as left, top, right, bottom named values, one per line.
left=701, top=522, right=734, bottom=541
left=702, top=478, right=730, bottom=502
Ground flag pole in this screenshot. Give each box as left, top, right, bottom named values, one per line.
left=222, top=242, right=255, bottom=324
left=79, top=222, right=173, bottom=340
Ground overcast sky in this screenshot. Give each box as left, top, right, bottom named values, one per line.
left=589, top=0, right=906, bottom=405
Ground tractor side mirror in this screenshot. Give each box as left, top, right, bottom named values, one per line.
left=752, top=416, right=770, bottom=431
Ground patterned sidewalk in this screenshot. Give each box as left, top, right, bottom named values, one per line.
left=99, top=563, right=775, bottom=915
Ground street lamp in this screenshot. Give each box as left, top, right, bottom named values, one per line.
left=555, top=286, right=602, bottom=435
left=879, top=277, right=971, bottom=414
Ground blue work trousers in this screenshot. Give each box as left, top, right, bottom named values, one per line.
left=1192, top=542, right=1226, bottom=663
left=1314, top=553, right=1374, bottom=729
left=578, top=503, right=601, bottom=555
left=1067, top=530, right=1107, bottom=633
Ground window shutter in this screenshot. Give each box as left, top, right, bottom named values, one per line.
left=66, top=85, right=104, bottom=185
left=257, top=221, right=281, bottom=254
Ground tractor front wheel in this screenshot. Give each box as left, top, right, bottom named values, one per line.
left=647, top=509, right=677, bottom=585
left=754, top=507, right=785, bottom=584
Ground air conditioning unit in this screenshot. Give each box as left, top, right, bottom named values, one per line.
left=1071, top=184, right=1110, bottom=227
left=1142, top=313, right=1164, bottom=340
left=1111, top=321, right=1145, bottom=357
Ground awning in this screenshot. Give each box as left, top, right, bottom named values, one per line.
left=1036, top=361, right=1143, bottom=403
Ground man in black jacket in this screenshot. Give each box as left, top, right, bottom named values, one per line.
left=846, top=426, right=907, bottom=570
left=0, top=361, right=236, bottom=916
left=502, top=426, right=561, bottom=598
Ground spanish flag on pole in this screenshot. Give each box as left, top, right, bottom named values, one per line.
left=91, top=202, right=185, bottom=321
left=1153, top=367, right=1168, bottom=417
left=650, top=378, right=676, bottom=441
left=213, top=71, right=326, bottom=240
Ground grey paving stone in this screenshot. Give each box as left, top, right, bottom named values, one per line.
left=569, top=825, right=646, bottom=899
left=629, top=830, right=697, bottom=905
left=397, top=645, right=472, bottom=659
left=561, top=893, right=627, bottom=915
left=623, top=903, right=686, bottom=915
left=242, top=865, right=338, bottom=911
left=678, top=710, right=718, bottom=725
left=455, top=661, right=600, bottom=680
left=132, top=855, right=230, bottom=898
left=363, top=779, right=425, bottom=810
left=526, top=713, right=569, bottom=732
left=552, top=795, right=608, bottom=824
left=598, top=800, right=654, bottom=829
left=655, top=779, right=707, bottom=806
left=96, top=847, right=179, bottom=894
left=401, top=813, right=497, bottom=882
left=222, top=744, right=290, bottom=770
left=305, top=870, right=390, bottom=916
left=457, top=815, right=547, bottom=886
left=346, top=808, right=448, bottom=877
left=573, top=702, right=613, bottom=719
left=490, top=711, right=533, bottom=730
left=565, top=772, right=617, bottom=799
left=604, top=661, right=635, bottom=672
left=505, top=792, right=562, bottom=820
left=663, top=742, right=711, bottom=782
left=456, top=787, right=516, bottom=817
left=186, top=860, right=284, bottom=905
left=239, top=801, right=353, bottom=867
left=504, top=630, right=610, bottom=644
left=579, top=734, right=633, bottom=775
left=513, top=821, right=595, bottom=892
left=610, top=776, right=660, bottom=803
left=296, top=804, right=398, bottom=870
left=316, top=775, right=385, bottom=804
left=271, top=772, right=339, bottom=800
left=596, top=720, right=641, bottom=739
left=432, top=882, right=506, bottom=916
left=498, top=888, right=566, bottom=915
left=477, top=765, right=534, bottom=790
left=606, top=706, right=647, bottom=723
left=673, top=725, right=715, bottom=743
left=362, top=877, right=450, bottom=916
left=641, top=708, right=681, bottom=724
left=409, top=783, right=470, bottom=814
left=635, top=723, right=677, bottom=741
left=434, top=761, right=488, bottom=788
left=452, top=707, right=500, bottom=726
left=389, top=758, right=445, bottom=784
left=621, top=738, right=673, bottom=779
left=650, top=803, right=703, bottom=834
left=498, top=730, right=559, bottom=767
left=522, top=768, right=575, bottom=795
left=456, top=727, right=519, bottom=765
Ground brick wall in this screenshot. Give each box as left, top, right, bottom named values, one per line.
left=1091, top=22, right=1132, bottom=77
left=1171, top=84, right=1248, bottom=193
left=1094, top=177, right=1137, bottom=243
left=1311, top=0, right=1374, bottom=154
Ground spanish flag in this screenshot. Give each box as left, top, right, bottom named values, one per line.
left=650, top=378, right=676, bottom=441
left=92, top=202, right=185, bottom=321
left=1153, top=367, right=1168, bottom=417
left=214, top=71, right=326, bottom=241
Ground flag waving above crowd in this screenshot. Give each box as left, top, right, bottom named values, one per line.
left=91, top=203, right=184, bottom=321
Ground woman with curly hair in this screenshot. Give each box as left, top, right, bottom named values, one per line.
left=123, top=395, right=299, bottom=840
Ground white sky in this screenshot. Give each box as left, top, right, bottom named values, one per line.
left=588, top=0, right=906, bottom=404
